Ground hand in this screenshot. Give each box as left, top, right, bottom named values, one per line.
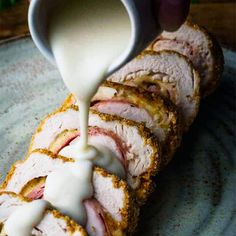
left=155, top=0, right=191, bottom=31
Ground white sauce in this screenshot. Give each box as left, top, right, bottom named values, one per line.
left=44, top=0, right=130, bottom=226
left=44, top=161, right=93, bottom=226
left=49, top=0, right=131, bottom=151
left=4, top=200, right=49, bottom=236
left=59, top=143, right=125, bottom=179
left=5, top=0, right=130, bottom=233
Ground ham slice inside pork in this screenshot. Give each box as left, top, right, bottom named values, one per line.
left=93, top=100, right=155, bottom=133
left=49, top=127, right=126, bottom=169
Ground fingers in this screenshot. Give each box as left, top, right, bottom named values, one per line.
left=155, top=0, right=190, bottom=31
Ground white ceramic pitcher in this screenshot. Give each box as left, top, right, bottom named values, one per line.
left=28, top=0, right=162, bottom=75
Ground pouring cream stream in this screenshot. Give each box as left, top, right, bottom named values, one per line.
left=44, top=0, right=129, bottom=224
left=50, top=0, right=131, bottom=150
left=4, top=0, right=131, bottom=235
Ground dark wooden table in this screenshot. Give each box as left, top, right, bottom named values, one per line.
left=0, top=0, right=236, bottom=50
left=190, top=2, right=236, bottom=51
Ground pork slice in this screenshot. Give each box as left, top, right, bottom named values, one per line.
left=0, top=192, right=87, bottom=236
left=92, top=82, right=181, bottom=165
left=92, top=82, right=179, bottom=140
left=84, top=198, right=129, bottom=236
left=94, top=101, right=154, bottom=132
left=109, top=50, right=200, bottom=131
left=149, top=20, right=224, bottom=97
left=1, top=150, right=138, bottom=234
left=28, top=106, right=160, bottom=202
left=61, top=82, right=180, bottom=166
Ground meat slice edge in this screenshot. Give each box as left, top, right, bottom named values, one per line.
left=149, top=20, right=224, bottom=96
left=0, top=192, right=87, bottom=236
left=109, top=50, right=200, bottom=131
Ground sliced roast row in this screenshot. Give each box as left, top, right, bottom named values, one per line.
left=1, top=150, right=138, bottom=235
left=0, top=20, right=224, bottom=235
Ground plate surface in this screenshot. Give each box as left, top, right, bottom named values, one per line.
left=0, top=37, right=235, bottom=236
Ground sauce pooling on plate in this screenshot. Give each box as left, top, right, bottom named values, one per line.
left=4, top=0, right=131, bottom=234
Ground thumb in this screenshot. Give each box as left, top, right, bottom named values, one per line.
left=155, top=0, right=190, bottom=32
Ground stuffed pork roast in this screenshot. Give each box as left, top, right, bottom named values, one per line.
left=0, top=192, right=87, bottom=236
left=109, top=51, right=200, bottom=131
left=148, top=21, right=224, bottom=97
left=1, top=149, right=138, bottom=236
left=63, top=82, right=180, bottom=166
left=0, top=20, right=223, bottom=236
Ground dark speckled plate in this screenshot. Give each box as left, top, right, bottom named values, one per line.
left=0, top=37, right=235, bottom=236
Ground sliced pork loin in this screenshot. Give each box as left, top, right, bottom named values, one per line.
left=62, top=82, right=180, bottom=166
left=27, top=106, right=160, bottom=202
left=109, top=51, right=200, bottom=131
left=148, top=20, right=224, bottom=97
left=1, top=150, right=138, bottom=235
left=0, top=192, right=87, bottom=236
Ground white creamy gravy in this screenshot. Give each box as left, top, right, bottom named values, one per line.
left=4, top=0, right=130, bottom=234
left=45, top=0, right=130, bottom=226
left=49, top=0, right=131, bottom=149
left=45, top=0, right=130, bottom=225
left=44, top=161, right=94, bottom=226
left=4, top=200, right=49, bottom=236
left=59, top=141, right=126, bottom=179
